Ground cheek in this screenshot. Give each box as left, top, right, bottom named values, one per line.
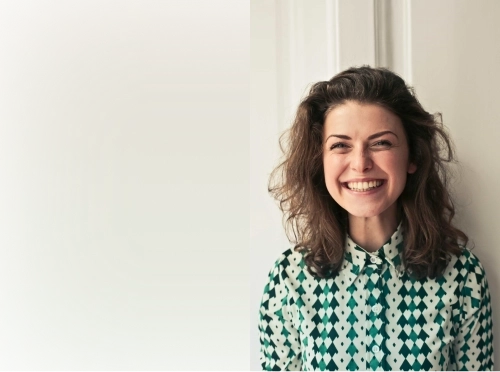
left=323, top=162, right=341, bottom=191
left=386, top=157, right=410, bottom=190
left=323, top=159, right=341, bottom=178
left=381, top=152, right=409, bottom=173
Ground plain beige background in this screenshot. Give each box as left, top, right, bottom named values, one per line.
left=0, top=1, right=249, bottom=369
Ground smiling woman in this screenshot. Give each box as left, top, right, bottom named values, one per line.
left=259, top=66, right=494, bottom=371
left=323, top=102, right=416, bottom=250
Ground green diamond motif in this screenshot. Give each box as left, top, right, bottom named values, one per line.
left=258, top=234, right=494, bottom=371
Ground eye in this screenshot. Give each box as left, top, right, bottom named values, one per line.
left=329, top=142, right=348, bottom=150
left=373, top=140, right=392, bottom=147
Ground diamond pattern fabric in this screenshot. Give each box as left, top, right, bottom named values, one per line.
left=259, top=223, right=494, bottom=370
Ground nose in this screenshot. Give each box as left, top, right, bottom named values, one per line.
left=350, top=147, right=373, bottom=172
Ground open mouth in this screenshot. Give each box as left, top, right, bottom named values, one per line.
left=343, top=180, right=384, bottom=192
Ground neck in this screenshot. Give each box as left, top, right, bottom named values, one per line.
left=347, top=208, right=400, bottom=252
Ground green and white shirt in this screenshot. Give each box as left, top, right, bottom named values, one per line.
left=259, top=224, right=494, bottom=370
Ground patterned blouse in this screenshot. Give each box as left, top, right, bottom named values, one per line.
left=258, top=223, right=494, bottom=370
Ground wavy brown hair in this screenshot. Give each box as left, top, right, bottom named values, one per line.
left=269, top=66, right=467, bottom=279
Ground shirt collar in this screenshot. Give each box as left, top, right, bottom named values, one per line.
left=341, top=221, right=405, bottom=285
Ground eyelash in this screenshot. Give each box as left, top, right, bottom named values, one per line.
left=329, top=140, right=392, bottom=151
left=330, top=143, right=348, bottom=150
left=373, top=140, right=392, bottom=147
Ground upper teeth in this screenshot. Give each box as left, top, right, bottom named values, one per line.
left=347, top=180, right=383, bottom=191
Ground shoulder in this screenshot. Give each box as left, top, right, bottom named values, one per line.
left=268, top=247, right=306, bottom=273
left=276, top=248, right=306, bottom=268
left=264, top=248, right=313, bottom=289
left=446, top=246, right=490, bottom=300
left=447, top=246, right=487, bottom=280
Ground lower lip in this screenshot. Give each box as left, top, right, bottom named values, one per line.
left=342, top=181, right=386, bottom=195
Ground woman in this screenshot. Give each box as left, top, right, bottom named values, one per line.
left=259, top=66, right=493, bottom=371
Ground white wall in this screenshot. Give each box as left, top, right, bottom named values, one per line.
left=0, top=1, right=249, bottom=369
left=411, top=0, right=500, bottom=367
left=251, top=0, right=500, bottom=369
left=250, top=1, right=288, bottom=368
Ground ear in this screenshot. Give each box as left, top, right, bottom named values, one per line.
left=407, top=162, right=417, bottom=174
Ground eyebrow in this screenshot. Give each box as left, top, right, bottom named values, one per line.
left=324, top=130, right=399, bottom=143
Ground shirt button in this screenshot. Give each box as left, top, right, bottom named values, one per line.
left=372, top=304, right=382, bottom=314
left=370, top=256, right=377, bottom=263
left=372, top=345, right=380, bottom=353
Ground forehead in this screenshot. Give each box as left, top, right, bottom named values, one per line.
left=324, top=101, right=404, bottom=136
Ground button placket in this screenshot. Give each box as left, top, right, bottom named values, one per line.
left=365, top=258, right=385, bottom=370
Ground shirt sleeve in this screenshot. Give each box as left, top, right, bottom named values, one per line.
left=450, top=253, right=494, bottom=371
left=259, top=257, right=302, bottom=371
